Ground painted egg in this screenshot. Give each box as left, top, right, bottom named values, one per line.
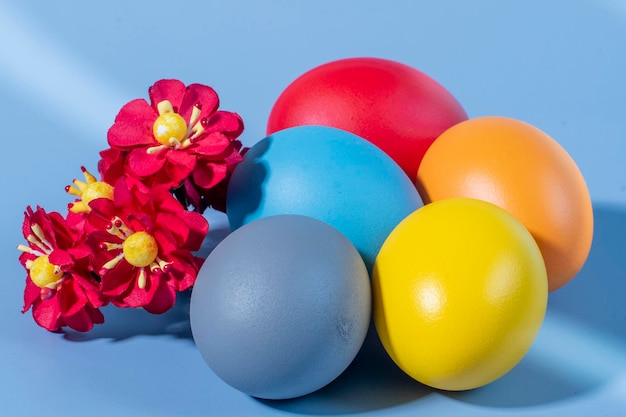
left=226, top=125, right=423, bottom=272
left=190, top=214, right=371, bottom=400
left=416, top=116, right=593, bottom=291
left=373, top=198, right=548, bottom=391
left=266, top=57, right=468, bottom=180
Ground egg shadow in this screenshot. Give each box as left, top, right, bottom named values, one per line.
left=257, top=323, right=431, bottom=415
left=446, top=202, right=626, bottom=408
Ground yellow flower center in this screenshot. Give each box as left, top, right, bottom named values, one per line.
left=153, top=112, right=188, bottom=146
left=122, top=231, right=158, bottom=267
left=146, top=100, right=206, bottom=154
left=66, top=167, right=114, bottom=213
left=29, top=255, right=63, bottom=288
left=81, top=181, right=114, bottom=206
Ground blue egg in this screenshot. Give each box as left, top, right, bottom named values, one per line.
left=190, top=215, right=371, bottom=400
left=227, top=125, right=423, bottom=272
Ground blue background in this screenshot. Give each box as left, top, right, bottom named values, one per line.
left=1, top=1, right=625, bottom=416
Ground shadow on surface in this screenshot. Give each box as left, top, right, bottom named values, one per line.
left=259, top=324, right=431, bottom=415
left=62, top=203, right=626, bottom=410
left=448, top=202, right=626, bottom=408
left=63, top=289, right=194, bottom=342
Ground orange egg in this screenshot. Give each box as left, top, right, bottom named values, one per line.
left=416, top=116, right=593, bottom=291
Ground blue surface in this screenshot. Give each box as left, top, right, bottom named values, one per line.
left=1, top=1, right=625, bottom=416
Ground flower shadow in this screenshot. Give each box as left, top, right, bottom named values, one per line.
left=257, top=323, right=432, bottom=415
left=446, top=202, right=626, bottom=408
left=63, top=290, right=194, bottom=342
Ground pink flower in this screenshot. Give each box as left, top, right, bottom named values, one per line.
left=104, top=79, right=245, bottom=212
left=87, top=176, right=208, bottom=314
left=18, top=206, right=105, bottom=332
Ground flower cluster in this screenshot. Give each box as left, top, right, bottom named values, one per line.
left=18, top=80, right=245, bottom=332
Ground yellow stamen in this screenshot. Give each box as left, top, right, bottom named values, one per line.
left=66, top=185, right=83, bottom=197
left=107, top=217, right=132, bottom=240
left=147, top=144, right=167, bottom=154
left=168, top=137, right=181, bottom=148
left=187, top=105, right=202, bottom=136
left=17, top=244, right=43, bottom=256
left=82, top=167, right=97, bottom=183
left=101, top=242, right=123, bottom=251
left=157, top=100, right=175, bottom=115
left=30, top=224, right=51, bottom=250
left=150, top=257, right=173, bottom=273
left=72, top=179, right=88, bottom=192
left=69, top=201, right=88, bottom=213
left=137, top=268, right=147, bottom=289
left=102, top=253, right=124, bottom=272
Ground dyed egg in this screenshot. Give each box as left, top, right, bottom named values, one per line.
left=266, top=57, right=468, bottom=180
left=416, top=116, right=593, bottom=291
left=190, top=215, right=371, bottom=400
left=373, top=198, right=548, bottom=391
left=226, top=125, right=423, bottom=272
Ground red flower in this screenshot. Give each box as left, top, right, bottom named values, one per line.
left=18, top=206, right=105, bottom=332
left=104, top=79, right=245, bottom=211
left=87, top=176, right=208, bottom=314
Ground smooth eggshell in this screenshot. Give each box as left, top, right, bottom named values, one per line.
left=266, top=57, right=468, bottom=180
left=226, top=125, right=423, bottom=272
left=373, top=198, right=548, bottom=390
left=190, top=214, right=371, bottom=400
left=416, top=116, right=593, bottom=291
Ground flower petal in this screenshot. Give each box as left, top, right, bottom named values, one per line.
left=107, top=99, right=156, bottom=148
left=164, top=150, right=196, bottom=186
left=193, top=160, right=228, bottom=189
left=142, top=278, right=176, bottom=314
left=22, top=278, right=41, bottom=313
left=149, top=79, right=186, bottom=112
left=180, top=84, right=219, bottom=121
left=32, top=297, right=64, bottom=332
left=155, top=212, right=189, bottom=251
left=49, top=249, right=73, bottom=268
left=168, top=254, right=200, bottom=291
left=63, top=305, right=103, bottom=332
left=180, top=178, right=203, bottom=212
left=127, top=147, right=167, bottom=177
left=59, top=279, right=88, bottom=317
left=178, top=210, right=209, bottom=251
left=98, top=148, right=127, bottom=185
left=203, top=111, right=244, bottom=137
left=191, top=132, right=232, bottom=156
left=100, top=260, right=134, bottom=297
left=122, top=269, right=163, bottom=309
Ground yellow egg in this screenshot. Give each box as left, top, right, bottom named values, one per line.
left=372, top=198, right=548, bottom=391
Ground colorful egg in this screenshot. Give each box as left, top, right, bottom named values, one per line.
left=190, top=215, right=371, bottom=400
left=266, top=57, right=468, bottom=180
left=226, top=125, right=423, bottom=272
left=373, top=198, right=548, bottom=391
left=416, top=116, right=593, bottom=291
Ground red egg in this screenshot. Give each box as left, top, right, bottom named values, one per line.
left=266, top=57, right=468, bottom=180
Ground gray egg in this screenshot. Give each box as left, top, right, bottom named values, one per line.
left=190, top=214, right=371, bottom=400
